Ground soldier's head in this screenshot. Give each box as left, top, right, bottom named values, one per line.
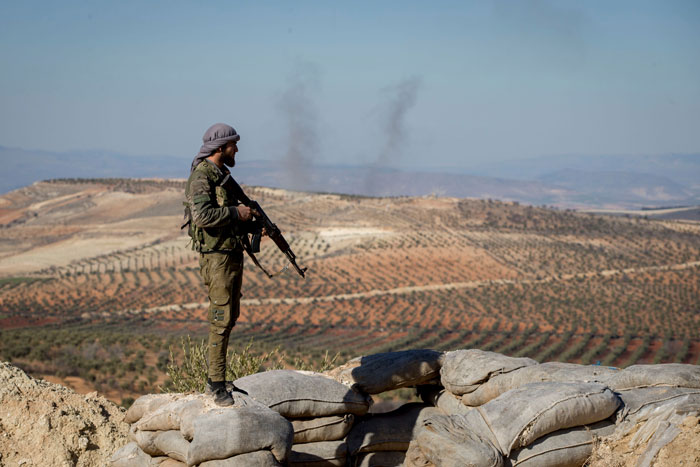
left=202, top=123, right=240, bottom=168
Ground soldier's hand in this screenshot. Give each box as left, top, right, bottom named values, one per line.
left=236, top=205, right=254, bottom=221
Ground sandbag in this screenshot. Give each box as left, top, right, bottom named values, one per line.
left=199, top=450, right=283, bottom=466
left=109, top=442, right=164, bottom=467
left=187, top=405, right=293, bottom=466
left=469, top=382, right=620, bottom=455
left=134, top=396, right=210, bottom=433
left=462, top=362, right=618, bottom=406
left=418, top=385, right=471, bottom=415
left=355, top=450, right=406, bottom=467
left=160, top=459, right=187, bottom=467
left=325, top=350, right=443, bottom=394
left=616, top=386, right=700, bottom=424
left=413, top=414, right=504, bottom=467
left=129, top=428, right=189, bottom=462
left=404, top=441, right=435, bottom=467
left=607, top=363, right=700, bottom=390
left=347, top=403, right=442, bottom=455
left=134, top=393, right=266, bottom=439
left=288, top=440, right=347, bottom=466
left=125, top=393, right=181, bottom=424
left=540, top=362, right=618, bottom=382
left=437, top=390, right=472, bottom=415
left=291, top=414, right=355, bottom=444
left=154, top=430, right=190, bottom=463
left=129, top=427, right=160, bottom=456
left=508, top=421, right=615, bottom=467
left=234, top=370, right=372, bottom=417
left=186, top=393, right=268, bottom=440
left=440, top=350, right=537, bottom=395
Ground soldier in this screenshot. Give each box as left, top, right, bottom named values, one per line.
left=184, top=123, right=259, bottom=406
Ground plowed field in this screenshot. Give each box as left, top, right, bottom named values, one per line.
left=1, top=178, right=699, bottom=404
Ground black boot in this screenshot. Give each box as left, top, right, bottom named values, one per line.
left=206, top=379, right=248, bottom=396
left=207, top=379, right=233, bottom=407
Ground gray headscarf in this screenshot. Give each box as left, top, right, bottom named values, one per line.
left=190, top=123, right=240, bottom=173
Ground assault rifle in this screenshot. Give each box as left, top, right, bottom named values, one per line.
left=220, top=174, right=307, bottom=278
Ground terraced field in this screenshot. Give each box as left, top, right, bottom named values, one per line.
left=1, top=178, right=699, bottom=403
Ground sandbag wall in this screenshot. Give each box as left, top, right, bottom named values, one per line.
left=407, top=349, right=700, bottom=467
left=110, top=349, right=700, bottom=467
left=111, top=391, right=294, bottom=466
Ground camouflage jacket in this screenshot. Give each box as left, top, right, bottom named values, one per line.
left=184, top=160, right=247, bottom=252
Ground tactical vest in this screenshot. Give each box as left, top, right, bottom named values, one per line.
left=183, top=162, right=248, bottom=252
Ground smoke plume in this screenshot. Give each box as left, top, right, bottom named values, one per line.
left=365, top=77, right=421, bottom=195
left=278, top=62, right=320, bottom=191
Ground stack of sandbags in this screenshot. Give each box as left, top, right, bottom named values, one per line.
left=507, top=421, right=616, bottom=467
left=405, top=413, right=503, bottom=467
left=408, top=381, right=621, bottom=466
left=417, top=350, right=700, bottom=466
left=458, top=361, right=618, bottom=406
left=110, top=392, right=293, bottom=466
left=110, top=350, right=700, bottom=466
left=430, top=350, right=620, bottom=412
left=347, top=403, right=442, bottom=466
left=324, top=349, right=445, bottom=466
left=408, top=349, right=625, bottom=466
left=233, top=369, right=373, bottom=466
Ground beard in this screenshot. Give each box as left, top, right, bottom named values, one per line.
left=223, top=155, right=236, bottom=167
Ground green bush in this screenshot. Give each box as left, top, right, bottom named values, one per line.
left=163, top=336, right=284, bottom=393
left=289, top=350, right=340, bottom=373
left=163, top=336, right=208, bottom=393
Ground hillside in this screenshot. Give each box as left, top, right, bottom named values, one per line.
left=3, top=146, right=699, bottom=209
left=1, top=178, right=699, bottom=405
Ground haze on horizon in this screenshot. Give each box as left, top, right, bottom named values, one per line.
left=1, top=0, right=699, bottom=173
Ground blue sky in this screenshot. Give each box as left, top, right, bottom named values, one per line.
left=1, top=0, right=698, bottom=171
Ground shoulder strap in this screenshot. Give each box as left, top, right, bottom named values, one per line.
left=241, top=235, right=291, bottom=279
left=181, top=201, right=191, bottom=230
left=219, top=174, right=252, bottom=206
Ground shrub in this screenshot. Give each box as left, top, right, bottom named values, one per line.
left=163, top=336, right=284, bottom=393
left=289, top=350, right=340, bottom=373
left=163, top=336, right=209, bottom=393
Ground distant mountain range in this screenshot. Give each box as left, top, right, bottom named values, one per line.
left=1, top=145, right=698, bottom=209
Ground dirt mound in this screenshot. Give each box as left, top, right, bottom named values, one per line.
left=588, top=414, right=700, bottom=467
left=0, top=362, right=129, bottom=466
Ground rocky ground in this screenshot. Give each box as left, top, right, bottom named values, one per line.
left=0, top=362, right=129, bottom=466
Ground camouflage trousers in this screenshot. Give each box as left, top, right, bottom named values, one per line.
left=199, top=250, right=243, bottom=382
